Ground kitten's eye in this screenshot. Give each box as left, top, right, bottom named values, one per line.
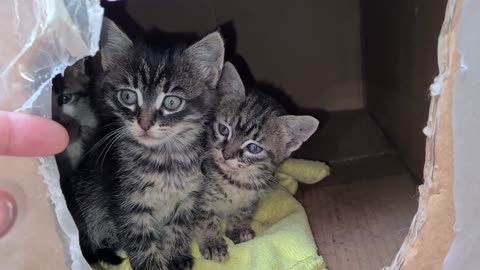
left=246, top=143, right=263, bottom=154
left=59, top=94, right=74, bottom=105
left=163, top=96, right=183, bottom=111
left=218, top=123, right=229, bottom=137
left=118, top=90, right=137, bottom=106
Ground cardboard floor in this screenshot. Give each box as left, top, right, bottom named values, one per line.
left=296, top=110, right=419, bottom=270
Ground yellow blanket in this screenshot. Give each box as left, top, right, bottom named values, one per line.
left=96, top=158, right=329, bottom=270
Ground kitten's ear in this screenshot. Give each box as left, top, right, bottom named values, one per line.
left=186, top=31, right=225, bottom=88
left=67, top=58, right=87, bottom=78
left=278, top=115, right=319, bottom=156
left=100, top=18, right=133, bottom=69
left=218, top=62, right=245, bottom=99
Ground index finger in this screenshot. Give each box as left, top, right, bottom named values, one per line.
left=0, top=111, right=68, bottom=156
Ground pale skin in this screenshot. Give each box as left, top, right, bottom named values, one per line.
left=0, top=111, right=68, bottom=237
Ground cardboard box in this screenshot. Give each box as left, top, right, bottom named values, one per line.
left=1, top=0, right=473, bottom=269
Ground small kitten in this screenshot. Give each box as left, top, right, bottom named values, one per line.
left=196, top=63, right=319, bottom=261
left=70, top=18, right=225, bottom=270
left=52, top=59, right=97, bottom=179
left=52, top=59, right=117, bottom=265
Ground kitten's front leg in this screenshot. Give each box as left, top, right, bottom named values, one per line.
left=117, top=213, right=168, bottom=270
left=226, top=206, right=256, bottom=244
left=115, top=192, right=174, bottom=270
left=119, top=201, right=197, bottom=269
left=195, top=209, right=228, bottom=262
left=118, top=211, right=194, bottom=270
left=73, top=175, right=122, bottom=265
left=162, top=223, right=194, bottom=270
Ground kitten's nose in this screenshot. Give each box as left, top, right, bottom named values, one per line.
left=223, top=143, right=239, bottom=160
left=216, top=155, right=225, bottom=163
left=223, top=151, right=235, bottom=160
left=139, top=118, right=153, bottom=131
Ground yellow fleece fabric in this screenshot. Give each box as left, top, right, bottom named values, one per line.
left=95, top=158, right=329, bottom=270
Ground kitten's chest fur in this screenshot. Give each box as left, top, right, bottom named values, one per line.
left=218, top=184, right=259, bottom=216
left=143, top=171, right=200, bottom=221
left=209, top=174, right=264, bottom=217
left=115, top=143, right=203, bottom=223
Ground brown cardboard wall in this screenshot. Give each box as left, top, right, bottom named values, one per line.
left=115, top=0, right=447, bottom=179
left=125, top=0, right=364, bottom=111
left=362, top=0, right=448, bottom=180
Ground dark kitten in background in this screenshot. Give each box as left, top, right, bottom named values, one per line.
left=69, top=18, right=225, bottom=270
left=52, top=59, right=121, bottom=265
left=196, top=63, right=319, bottom=261
left=52, top=59, right=97, bottom=180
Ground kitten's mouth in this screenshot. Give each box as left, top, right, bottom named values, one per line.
left=138, top=134, right=157, bottom=141
left=63, top=120, right=81, bottom=143
left=216, top=160, right=246, bottom=172
left=217, top=162, right=234, bottom=171
left=136, top=132, right=161, bottom=145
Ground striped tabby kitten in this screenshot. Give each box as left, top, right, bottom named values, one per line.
left=70, top=18, right=225, bottom=269
left=52, top=59, right=97, bottom=179
left=196, top=63, right=319, bottom=261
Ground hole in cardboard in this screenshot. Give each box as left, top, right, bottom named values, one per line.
left=50, top=1, right=448, bottom=269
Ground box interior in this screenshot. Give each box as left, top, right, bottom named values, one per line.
left=99, top=1, right=447, bottom=269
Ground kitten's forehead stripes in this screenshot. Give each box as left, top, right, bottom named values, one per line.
left=140, top=58, right=150, bottom=83
left=152, top=61, right=163, bottom=86
left=252, top=133, right=262, bottom=142
left=120, top=56, right=181, bottom=111
left=155, top=48, right=171, bottom=84
left=125, top=48, right=172, bottom=94
left=226, top=94, right=282, bottom=144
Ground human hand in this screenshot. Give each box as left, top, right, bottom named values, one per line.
left=0, top=111, right=68, bottom=156
left=0, top=111, right=68, bottom=237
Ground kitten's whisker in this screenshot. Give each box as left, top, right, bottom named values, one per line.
left=93, top=131, right=122, bottom=165
left=99, top=131, right=124, bottom=169
left=84, top=127, right=125, bottom=158
left=84, top=130, right=119, bottom=157
left=95, top=128, right=126, bottom=167
left=198, top=149, right=214, bottom=161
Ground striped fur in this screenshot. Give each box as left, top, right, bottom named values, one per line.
left=196, top=63, right=319, bottom=261
left=69, top=18, right=225, bottom=270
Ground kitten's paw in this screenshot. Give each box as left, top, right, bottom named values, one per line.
left=200, top=237, right=229, bottom=262
left=168, top=254, right=194, bottom=270
left=226, top=228, right=255, bottom=244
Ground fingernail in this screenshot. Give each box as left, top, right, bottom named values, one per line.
left=0, top=191, right=17, bottom=238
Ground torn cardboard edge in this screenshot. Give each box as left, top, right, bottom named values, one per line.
left=384, top=0, right=460, bottom=269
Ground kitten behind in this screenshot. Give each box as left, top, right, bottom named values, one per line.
left=196, top=63, right=319, bottom=261
left=52, top=59, right=97, bottom=179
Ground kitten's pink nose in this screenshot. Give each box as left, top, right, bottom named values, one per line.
left=223, top=151, right=235, bottom=160
left=223, top=143, right=239, bottom=160
left=139, top=119, right=153, bottom=131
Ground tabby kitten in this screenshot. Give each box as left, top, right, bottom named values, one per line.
left=70, top=18, right=225, bottom=270
left=52, top=59, right=97, bottom=179
left=196, top=63, right=319, bottom=261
